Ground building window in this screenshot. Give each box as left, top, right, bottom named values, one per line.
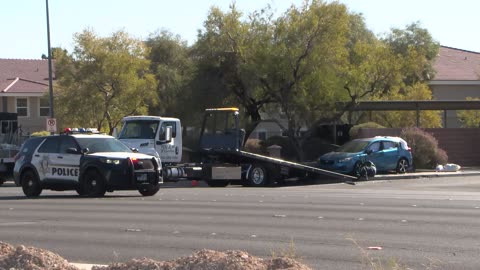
left=16, top=98, right=28, bottom=117
left=39, top=97, right=50, bottom=117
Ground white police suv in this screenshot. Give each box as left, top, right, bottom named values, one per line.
left=13, top=134, right=163, bottom=197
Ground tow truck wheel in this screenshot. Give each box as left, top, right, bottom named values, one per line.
left=21, top=170, right=42, bottom=197
left=81, top=170, right=106, bottom=197
left=248, top=165, right=268, bottom=187
left=138, top=184, right=160, bottom=196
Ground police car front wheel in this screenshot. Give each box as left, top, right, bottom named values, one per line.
left=21, top=170, right=42, bottom=197
left=138, top=184, right=160, bottom=196
left=81, top=170, right=106, bottom=197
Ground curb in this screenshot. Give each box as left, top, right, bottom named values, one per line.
left=372, top=170, right=480, bottom=181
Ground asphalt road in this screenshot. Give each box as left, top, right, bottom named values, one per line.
left=1, top=176, right=480, bottom=270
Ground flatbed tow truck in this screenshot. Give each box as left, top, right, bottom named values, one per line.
left=118, top=108, right=356, bottom=186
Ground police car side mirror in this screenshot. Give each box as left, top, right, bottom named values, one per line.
left=131, top=148, right=139, bottom=153
left=81, top=148, right=90, bottom=154
left=66, top=148, right=80, bottom=154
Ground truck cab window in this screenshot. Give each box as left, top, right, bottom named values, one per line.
left=119, top=120, right=159, bottom=139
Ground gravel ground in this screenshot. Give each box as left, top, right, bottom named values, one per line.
left=0, top=242, right=312, bottom=270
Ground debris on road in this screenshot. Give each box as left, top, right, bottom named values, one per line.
left=0, top=241, right=79, bottom=270
left=92, top=249, right=313, bottom=270
left=0, top=242, right=313, bottom=270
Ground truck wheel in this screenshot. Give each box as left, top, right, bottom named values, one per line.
left=21, top=170, right=42, bottom=197
left=81, top=170, right=106, bottom=197
left=138, top=184, right=160, bottom=196
left=205, top=180, right=229, bottom=187
left=248, top=165, right=268, bottom=187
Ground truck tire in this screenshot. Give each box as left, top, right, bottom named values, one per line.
left=21, top=170, right=42, bottom=197
left=247, top=165, right=268, bottom=187
left=81, top=169, right=106, bottom=197
left=205, top=180, right=230, bottom=187
left=138, top=184, right=160, bottom=196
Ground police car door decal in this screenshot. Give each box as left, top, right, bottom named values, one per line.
left=50, top=136, right=80, bottom=181
left=34, top=137, right=58, bottom=181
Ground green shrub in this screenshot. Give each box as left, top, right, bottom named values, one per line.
left=349, top=122, right=385, bottom=139
left=433, top=148, right=448, bottom=166
left=244, top=139, right=264, bottom=154
left=31, top=131, right=50, bottom=137
left=400, top=127, right=448, bottom=169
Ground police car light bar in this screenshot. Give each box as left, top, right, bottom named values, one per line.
left=63, top=127, right=101, bottom=134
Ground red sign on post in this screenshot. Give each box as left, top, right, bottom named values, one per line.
left=46, top=118, right=57, bottom=133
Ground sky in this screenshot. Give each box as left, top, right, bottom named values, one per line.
left=2, top=0, right=479, bottom=59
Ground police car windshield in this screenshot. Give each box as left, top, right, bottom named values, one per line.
left=119, top=120, right=159, bottom=139
left=75, top=137, right=132, bottom=153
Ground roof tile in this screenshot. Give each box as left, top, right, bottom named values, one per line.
left=0, top=59, right=53, bottom=93
left=433, top=46, right=480, bottom=81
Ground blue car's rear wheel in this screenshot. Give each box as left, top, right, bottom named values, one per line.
left=396, top=158, right=409, bottom=174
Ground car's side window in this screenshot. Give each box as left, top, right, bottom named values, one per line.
left=383, top=141, right=397, bottom=150
left=367, top=142, right=381, bottom=152
left=21, top=138, right=43, bottom=153
left=59, top=136, right=78, bottom=153
left=368, top=142, right=380, bottom=153
left=37, top=137, right=59, bottom=153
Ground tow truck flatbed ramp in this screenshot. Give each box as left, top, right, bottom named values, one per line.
left=215, top=149, right=357, bottom=181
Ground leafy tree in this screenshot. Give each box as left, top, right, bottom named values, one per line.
left=54, top=29, right=157, bottom=134
left=457, top=97, right=480, bottom=127
left=145, top=30, right=193, bottom=119
left=261, top=0, right=351, bottom=160
left=383, top=22, right=440, bottom=84
left=192, top=1, right=441, bottom=160
left=344, top=22, right=441, bottom=128
left=193, top=3, right=277, bottom=134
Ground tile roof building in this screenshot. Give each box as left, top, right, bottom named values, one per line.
left=430, top=46, right=480, bottom=127
left=0, top=59, right=53, bottom=134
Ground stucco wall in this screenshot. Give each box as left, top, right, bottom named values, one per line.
left=430, top=84, right=480, bottom=128
left=7, top=97, right=48, bottom=134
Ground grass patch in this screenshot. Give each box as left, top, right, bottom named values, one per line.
left=270, top=238, right=303, bottom=261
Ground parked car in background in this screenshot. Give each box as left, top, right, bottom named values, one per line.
left=317, top=136, right=413, bottom=176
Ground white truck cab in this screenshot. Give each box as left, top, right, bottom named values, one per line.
left=118, top=116, right=182, bottom=164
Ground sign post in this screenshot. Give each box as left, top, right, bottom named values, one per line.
left=46, top=118, right=57, bottom=133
